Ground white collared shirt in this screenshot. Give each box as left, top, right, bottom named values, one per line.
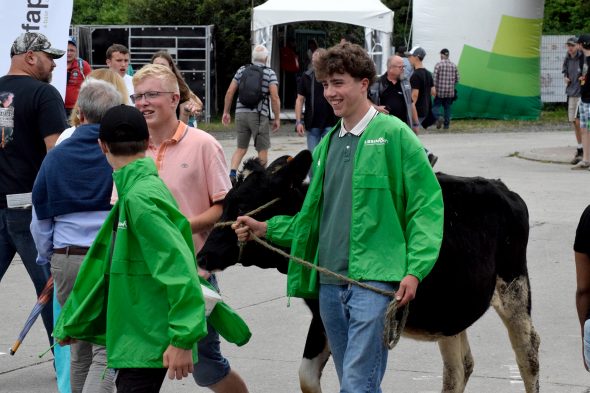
left=338, top=106, right=378, bottom=137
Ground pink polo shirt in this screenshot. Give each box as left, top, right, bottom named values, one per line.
left=148, top=122, right=231, bottom=252
left=112, top=122, right=231, bottom=252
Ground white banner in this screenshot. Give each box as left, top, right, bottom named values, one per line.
left=0, top=0, right=74, bottom=100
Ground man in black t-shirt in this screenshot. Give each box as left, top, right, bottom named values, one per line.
left=574, top=205, right=590, bottom=370
left=295, top=48, right=338, bottom=152
left=407, top=46, right=435, bottom=132
left=0, top=32, right=68, bottom=347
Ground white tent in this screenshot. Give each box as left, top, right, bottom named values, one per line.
left=252, top=0, right=394, bottom=75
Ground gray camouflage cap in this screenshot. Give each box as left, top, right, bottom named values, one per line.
left=10, top=32, right=65, bottom=59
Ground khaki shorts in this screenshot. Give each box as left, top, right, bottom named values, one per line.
left=235, top=112, right=271, bottom=151
left=568, top=96, right=580, bottom=122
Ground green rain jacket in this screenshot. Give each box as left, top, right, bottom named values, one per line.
left=266, top=114, right=444, bottom=299
left=54, top=158, right=250, bottom=368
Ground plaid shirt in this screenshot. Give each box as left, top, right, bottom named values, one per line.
left=433, top=59, right=460, bottom=98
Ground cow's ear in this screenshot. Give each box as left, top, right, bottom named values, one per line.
left=286, top=150, right=312, bottom=186
left=271, top=149, right=312, bottom=191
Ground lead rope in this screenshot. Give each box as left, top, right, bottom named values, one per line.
left=213, top=198, right=408, bottom=349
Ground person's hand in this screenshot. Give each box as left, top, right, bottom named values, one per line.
left=411, top=125, right=419, bottom=135
left=565, top=76, right=571, bottom=85
left=163, top=345, right=194, bottom=380
left=197, top=266, right=211, bottom=280
left=232, top=216, right=267, bottom=242
left=395, top=274, right=419, bottom=307
left=272, top=118, right=281, bottom=132
left=222, top=113, right=231, bottom=126
left=375, top=105, right=389, bottom=114
left=182, top=99, right=202, bottom=117
left=296, top=123, right=305, bottom=136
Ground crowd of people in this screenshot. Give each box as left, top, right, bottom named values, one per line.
left=1, top=28, right=590, bottom=393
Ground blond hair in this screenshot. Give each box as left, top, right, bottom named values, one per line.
left=68, top=68, right=129, bottom=126
left=133, top=64, right=179, bottom=94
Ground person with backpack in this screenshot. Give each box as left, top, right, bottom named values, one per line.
left=65, top=36, right=91, bottom=118
left=222, top=44, right=280, bottom=185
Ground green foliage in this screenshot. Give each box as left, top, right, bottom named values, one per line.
left=382, top=0, right=412, bottom=49
left=195, top=0, right=264, bottom=111
left=72, top=0, right=128, bottom=25
left=127, top=0, right=200, bottom=25
left=543, top=0, right=590, bottom=34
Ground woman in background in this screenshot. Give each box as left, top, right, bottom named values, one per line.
left=58, top=68, right=129, bottom=144
left=151, top=50, right=203, bottom=126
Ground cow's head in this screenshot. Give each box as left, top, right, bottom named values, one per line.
left=198, top=150, right=312, bottom=273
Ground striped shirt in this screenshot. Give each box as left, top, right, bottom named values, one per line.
left=234, top=62, right=278, bottom=116
left=433, top=59, right=459, bottom=98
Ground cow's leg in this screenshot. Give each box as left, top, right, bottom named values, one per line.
left=492, top=276, right=540, bottom=393
left=299, top=300, right=330, bottom=393
left=438, top=330, right=473, bottom=393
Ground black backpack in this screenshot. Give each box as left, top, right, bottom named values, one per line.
left=238, top=64, right=265, bottom=109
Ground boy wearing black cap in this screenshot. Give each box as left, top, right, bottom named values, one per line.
left=572, top=34, right=590, bottom=170
left=65, top=36, right=91, bottom=117
left=54, top=105, right=209, bottom=392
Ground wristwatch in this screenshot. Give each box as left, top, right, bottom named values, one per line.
left=296, top=119, right=304, bottom=125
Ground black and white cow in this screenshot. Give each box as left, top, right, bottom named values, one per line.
left=198, top=150, right=540, bottom=393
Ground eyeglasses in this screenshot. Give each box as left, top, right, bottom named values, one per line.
left=129, top=91, right=175, bottom=104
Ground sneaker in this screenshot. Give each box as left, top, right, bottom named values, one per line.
left=436, top=117, right=443, bottom=129
left=428, top=153, right=438, bottom=167
left=571, top=160, right=590, bottom=170
left=572, top=149, right=584, bottom=165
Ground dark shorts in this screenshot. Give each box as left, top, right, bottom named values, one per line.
left=235, top=111, right=271, bottom=151
left=192, top=274, right=231, bottom=386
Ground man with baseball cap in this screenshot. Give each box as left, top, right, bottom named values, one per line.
left=572, top=34, right=590, bottom=170
left=406, top=45, right=438, bottom=165
left=0, top=32, right=68, bottom=350
left=65, top=36, right=92, bottom=118
left=433, top=48, right=460, bottom=130
left=563, top=37, right=584, bottom=164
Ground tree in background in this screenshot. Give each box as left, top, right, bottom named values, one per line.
left=543, top=1, right=590, bottom=34
left=72, top=0, right=128, bottom=24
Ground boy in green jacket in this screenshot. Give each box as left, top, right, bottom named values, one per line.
left=234, top=43, right=444, bottom=392
left=55, top=105, right=208, bottom=392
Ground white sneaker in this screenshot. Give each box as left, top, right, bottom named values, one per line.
left=571, top=160, right=590, bottom=170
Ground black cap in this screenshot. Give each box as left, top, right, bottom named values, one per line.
left=440, top=48, right=449, bottom=56
left=567, top=37, right=578, bottom=45
left=99, top=105, right=149, bottom=143
left=405, top=46, right=426, bottom=60
left=578, top=34, right=590, bottom=48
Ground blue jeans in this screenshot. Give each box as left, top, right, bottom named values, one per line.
left=307, top=127, right=331, bottom=153
left=0, top=208, right=53, bottom=345
left=319, top=281, right=397, bottom=393
left=433, top=97, right=454, bottom=128
left=192, top=274, right=231, bottom=386
left=584, top=319, right=590, bottom=370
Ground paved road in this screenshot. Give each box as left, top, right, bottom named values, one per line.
left=2, top=129, right=590, bottom=392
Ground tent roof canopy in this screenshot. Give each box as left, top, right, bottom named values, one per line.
left=252, top=0, right=394, bottom=33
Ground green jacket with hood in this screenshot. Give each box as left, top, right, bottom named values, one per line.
left=266, top=114, right=444, bottom=299
left=54, top=158, right=250, bottom=369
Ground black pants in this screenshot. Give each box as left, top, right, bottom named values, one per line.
left=115, top=368, right=167, bottom=393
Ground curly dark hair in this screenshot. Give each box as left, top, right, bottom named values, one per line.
left=314, top=42, right=376, bottom=84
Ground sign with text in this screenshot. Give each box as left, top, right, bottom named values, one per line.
left=0, top=0, right=74, bottom=99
